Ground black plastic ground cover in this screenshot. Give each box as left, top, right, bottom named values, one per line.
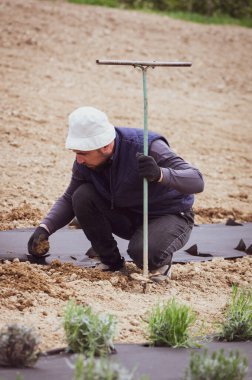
left=0, top=341, right=251, bottom=380
left=0, top=223, right=251, bottom=266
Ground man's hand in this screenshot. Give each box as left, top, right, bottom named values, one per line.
left=28, top=227, right=50, bottom=257
left=136, top=152, right=162, bottom=182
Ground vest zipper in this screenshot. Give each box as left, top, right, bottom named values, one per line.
left=109, top=166, right=114, bottom=210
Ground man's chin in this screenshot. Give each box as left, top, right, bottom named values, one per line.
left=91, top=164, right=107, bottom=172
left=85, top=161, right=110, bottom=172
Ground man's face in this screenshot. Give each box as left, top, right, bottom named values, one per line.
left=74, top=148, right=111, bottom=170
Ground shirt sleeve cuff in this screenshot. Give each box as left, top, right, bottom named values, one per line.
left=159, top=167, right=171, bottom=186
left=39, top=223, right=50, bottom=234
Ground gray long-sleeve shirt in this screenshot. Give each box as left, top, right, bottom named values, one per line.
left=42, top=139, right=204, bottom=234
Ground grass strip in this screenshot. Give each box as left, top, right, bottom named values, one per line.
left=68, top=0, right=252, bottom=28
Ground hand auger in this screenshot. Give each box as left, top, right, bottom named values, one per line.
left=96, top=60, right=192, bottom=277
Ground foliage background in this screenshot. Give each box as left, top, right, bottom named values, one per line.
left=70, top=0, right=252, bottom=19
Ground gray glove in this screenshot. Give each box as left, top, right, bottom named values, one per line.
left=136, top=152, right=161, bottom=182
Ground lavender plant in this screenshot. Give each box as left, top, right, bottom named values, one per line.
left=216, top=285, right=252, bottom=341
left=184, top=348, right=248, bottom=380
left=63, top=300, right=117, bottom=356
left=146, top=298, right=198, bottom=348
left=0, top=324, right=40, bottom=367
left=72, top=354, right=149, bottom=380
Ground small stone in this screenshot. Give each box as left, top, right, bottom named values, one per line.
left=171, top=273, right=178, bottom=280
left=12, top=258, right=20, bottom=263
left=69, top=273, right=77, bottom=281
left=110, top=276, right=119, bottom=285
left=194, top=266, right=201, bottom=273
left=16, top=304, right=26, bottom=311
left=129, top=327, right=136, bottom=332
left=130, top=319, right=139, bottom=326
left=4, top=260, right=11, bottom=265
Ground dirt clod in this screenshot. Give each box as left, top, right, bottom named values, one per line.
left=34, top=238, right=49, bottom=256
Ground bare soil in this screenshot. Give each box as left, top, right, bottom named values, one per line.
left=1, top=257, right=251, bottom=351
left=0, top=0, right=252, bottom=351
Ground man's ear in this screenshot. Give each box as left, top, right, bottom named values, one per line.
left=100, top=141, right=114, bottom=154
left=99, top=145, right=109, bottom=153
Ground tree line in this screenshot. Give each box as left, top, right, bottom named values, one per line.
left=119, top=0, right=252, bottom=19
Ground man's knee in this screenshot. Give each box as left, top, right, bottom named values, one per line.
left=128, top=241, right=172, bottom=271
left=72, top=183, right=95, bottom=211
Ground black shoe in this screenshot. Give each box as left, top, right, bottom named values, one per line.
left=150, top=264, right=172, bottom=283
left=85, top=247, right=100, bottom=259
left=96, top=257, right=125, bottom=272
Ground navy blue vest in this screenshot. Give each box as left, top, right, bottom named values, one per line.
left=75, top=127, right=194, bottom=216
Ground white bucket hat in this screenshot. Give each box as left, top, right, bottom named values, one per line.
left=65, top=106, right=116, bottom=151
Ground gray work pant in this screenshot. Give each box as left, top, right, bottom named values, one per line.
left=72, top=183, right=194, bottom=270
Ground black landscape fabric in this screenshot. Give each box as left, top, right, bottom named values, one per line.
left=0, top=341, right=251, bottom=380
left=0, top=223, right=251, bottom=265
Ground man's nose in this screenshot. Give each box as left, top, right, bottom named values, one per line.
left=76, top=154, right=85, bottom=164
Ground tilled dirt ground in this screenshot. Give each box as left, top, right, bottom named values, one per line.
left=1, top=257, right=251, bottom=351
left=0, top=0, right=252, bottom=351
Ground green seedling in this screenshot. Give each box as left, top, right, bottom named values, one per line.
left=216, top=285, right=252, bottom=341
left=183, top=348, right=248, bottom=380
left=1, top=374, right=25, bottom=380
left=0, top=324, right=40, bottom=368
left=15, top=375, right=23, bottom=380
left=63, top=300, right=116, bottom=356
left=146, top=298, right=198, bottom=348
left=71, top=354, right=149, bottom=380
